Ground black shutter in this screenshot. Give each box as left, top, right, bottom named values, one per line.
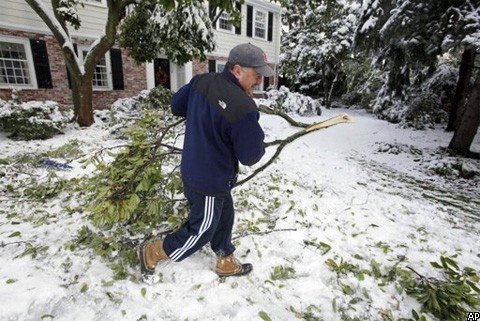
left=263, top=76, right=270, bottom=91
left=67, top=44, right=78, bottom=89
left=268, top=12, right=273, bottom=41
left=30, top=39, right=52, bottom=89
left=247, top=5, right=253, bottom=37
left=235, top=2, right=242, bottom=35
left=110, top=48, right=124, bottom=90
left=208, top=59, right=216, bottom=73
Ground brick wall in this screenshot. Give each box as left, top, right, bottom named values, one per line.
left=192, top=60, right=208, bottom=75
left=0, top=28, right=147, bottom=110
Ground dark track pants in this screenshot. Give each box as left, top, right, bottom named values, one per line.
left=163, top=184, right=236, bottom=262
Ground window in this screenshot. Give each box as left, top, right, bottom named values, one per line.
left=247, top=6, right=273, bottom=41
left=0, top=39, right=35, bottom=88
left=218, top=11, right=233, bottom=32
left=216, top=62, right=226, bottom=73
left=79, top=49, right=111, bottom=90
left=176, top=64, right=185, bottom=90
left=254, top=9, right=267, bottom=39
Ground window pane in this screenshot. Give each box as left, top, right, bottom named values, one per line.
left=92, top=56, right=108, bottom=87
left=219, top=11, right=232, bottom=31
left=217, top=64, right=225, bottom=72
left=82, top=50, right=109, bottom=88
left=255, top=11, right=266, bottom=38
left=0, top=41, right=31, bottom=85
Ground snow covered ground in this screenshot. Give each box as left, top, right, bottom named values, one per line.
left=0, top=106, right=479, bottom=321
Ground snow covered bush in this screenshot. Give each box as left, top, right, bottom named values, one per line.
left=0, top=100, right=70, bottom=140
left=404, top=92, right=447, bottom=129
left=403, top=65, right=456, bottom=129
left=372, top=64, right=457, bottom=129
left=260, top=86, right=322, bottom=116
left=109, top=86, right=173, bottom=127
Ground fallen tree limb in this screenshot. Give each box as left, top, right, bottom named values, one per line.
left=235, top=113, right=354, bottom=187
left=232, top=228, right=297, bottom=240
left=258, top=104, right=310, bottom=128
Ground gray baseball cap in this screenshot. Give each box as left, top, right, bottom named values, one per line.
left=227, top=43, right=275, bottom=77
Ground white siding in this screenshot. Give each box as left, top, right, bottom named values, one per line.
left=211, top=1, right=282, bottom=66
left=0, top=0, right=109, bottom=39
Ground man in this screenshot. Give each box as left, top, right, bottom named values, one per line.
left=138, top=43, right=274, bottom=280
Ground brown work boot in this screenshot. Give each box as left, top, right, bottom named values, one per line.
left=138, top=239, right=169, bottom=279
left=216, top=254, right=253, bottom=277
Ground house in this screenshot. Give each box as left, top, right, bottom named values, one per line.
left=0, top=0, right=282, bottom=109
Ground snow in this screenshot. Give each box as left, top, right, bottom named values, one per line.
left=0, top=103, right=479, bottom=320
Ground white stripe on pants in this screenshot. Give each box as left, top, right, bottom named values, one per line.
left=169, top=195, right=215, bottom=261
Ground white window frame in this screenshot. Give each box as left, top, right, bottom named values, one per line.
left=253, top=8, right=267, bottom=40
left=217, top=11, right=235, bottom=33
left=0, top=36, right=37, bottom=89
left=175, top=64, right=185, bottom=91
left=216, top=61, right=226, bottom=73
left=85, top=0, right=106, bottom=7
left=78, top=46, right=112, bottom=91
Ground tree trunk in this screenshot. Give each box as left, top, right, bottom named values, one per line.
left=446, top=45, right=476, bottom=132
left=448, top=72, right=480, bottom=157
left=71, top=77, right=95, bottom=127
left=387, top=47, right=409, bottom=98
left=322, top=65, right=331, bottom=108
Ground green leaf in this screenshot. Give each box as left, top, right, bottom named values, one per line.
left=340, top=282, right=353, bottom=295
left=444, top=256, right=459, bottom=270
left=80, top=283, right=88, bottom=293
left=8, top=231, right=21, bottom=238
left=466, top=280, right=480, bottom=293
left=6, top=278, right=17, bottom=284
left=371, top=259, right=382, bottom=278
left=440, top=256, right=448, bottom=269
left=141, top=287, right=147, bottom=297
left=258, top=311, right=272, bottom=321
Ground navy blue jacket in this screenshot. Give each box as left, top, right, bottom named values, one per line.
left=171, top=69, right=265, bottom=195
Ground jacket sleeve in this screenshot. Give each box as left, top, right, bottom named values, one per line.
left=171, top=82, right=191, bottom=117
left=231, top=110, right=265, bottom=166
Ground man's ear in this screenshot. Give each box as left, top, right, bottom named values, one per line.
left=232, top=64, right=242, bottom=79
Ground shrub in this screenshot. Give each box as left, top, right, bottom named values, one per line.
left=108, top=86, right=174, bottom=129
left=259, top=86, right=322, bottom=116
left=372, top=64, right=457, bottom=128
left=404, top=92, right=447, bottom=129
left=0, top=100, right=69, bottom=140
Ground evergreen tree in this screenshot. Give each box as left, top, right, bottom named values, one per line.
left=356, top=0, right=479, bottom=154
left=280, top=0, right=359, bottom=107
left=355, top=0, right=479, bottom=122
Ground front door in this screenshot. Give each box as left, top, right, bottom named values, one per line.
left=154, top=58, right=171, bottom=89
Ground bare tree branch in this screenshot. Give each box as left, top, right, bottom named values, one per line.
left=236, top=114, right=354, bottom=187
left=233, top=228, right=297, bottom=240
left=258, top=104, right=310, bottom=128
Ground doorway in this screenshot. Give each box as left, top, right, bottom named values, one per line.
left=154, top=58, right=171, bottom=89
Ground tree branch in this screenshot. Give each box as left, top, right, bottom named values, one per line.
left=232, top=228, right=297, bottom=240
left=235, top=114, right=353, bottom=187
left=25, top=0, right=70, bottom=44
left=258, top=104, right=310, bottom=128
